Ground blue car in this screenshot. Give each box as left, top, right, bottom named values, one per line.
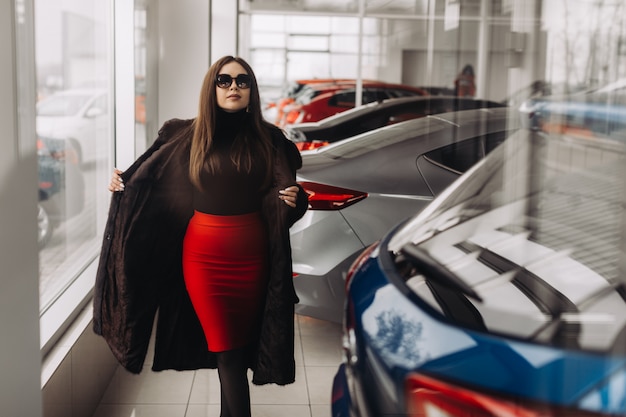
left=332, top=126, right=626, bottom=416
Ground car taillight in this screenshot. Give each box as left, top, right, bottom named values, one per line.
left=345, top=241, right=378, bottom=290
left=36, top=138, right=48, bottom=156
left=405, top=373, right=601, bottom=417
left=296, top=141, right=329, bottom=151
left=298, top=181, right=367, bottom=210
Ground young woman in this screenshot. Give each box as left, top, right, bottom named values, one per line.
left=94, top=55, right=308, bottom=417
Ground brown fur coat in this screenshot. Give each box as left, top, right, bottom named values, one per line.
left=93, top=118, right=308, bottom=385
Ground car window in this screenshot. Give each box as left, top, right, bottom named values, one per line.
left=423, top=137, right=485, bottom=173
left=339, top=113, right=390, bottom=137
left=362, top=89, right=388, bottom=104
left=388, top=101, right=437, bottom=121
left=294, top=87, right=326, bottom=105
left=328, top=91, right=356, bottom=108
left=422, top=129, right=512, bottom=173
left=389, top=89, right=418, bottom=98
left=283, top=81, right=305, bottom=98
left=429, top=101, right=454, bottom=114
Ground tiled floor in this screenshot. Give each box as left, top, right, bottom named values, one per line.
left=92, top=315, right=343, bottom=417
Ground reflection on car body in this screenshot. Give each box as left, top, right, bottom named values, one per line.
left=285, top=96, right=507, bottom=150
left=332, top=126, right=626, bottom=417
left=290, top=107, right=520, bottom=323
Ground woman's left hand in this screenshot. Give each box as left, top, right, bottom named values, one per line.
left=279, top=185, right=299, bottom=208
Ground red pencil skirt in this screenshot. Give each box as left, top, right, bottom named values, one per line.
left=182, top=210, right=269, bottom=352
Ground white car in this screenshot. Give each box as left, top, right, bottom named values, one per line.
left=36, top=88, right=110, bottom=165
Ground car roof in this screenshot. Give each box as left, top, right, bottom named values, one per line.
left=298, top=107, right=518, bottom=195
left=299, top=80, right=427, bottom=93
left=308, top=107, right=514, bottom=156
left=295, top=84, right=428, bottom=105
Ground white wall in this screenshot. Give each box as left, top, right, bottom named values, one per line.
left=0, top=0, right=43, bottom=415
left=210, top=0, right=238, bottom=63
left=156, top=0, right=210, bottom=125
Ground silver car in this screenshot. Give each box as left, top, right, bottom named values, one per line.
left=290, top=107, right=521, bottom=322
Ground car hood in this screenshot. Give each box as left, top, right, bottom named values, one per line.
left=385, top=128, right=626, bottom=354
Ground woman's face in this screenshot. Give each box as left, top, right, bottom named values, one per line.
left=215, top=61, right=251, bottom=113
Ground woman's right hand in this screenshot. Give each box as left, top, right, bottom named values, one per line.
left=108, top=168, right=125, bottom=192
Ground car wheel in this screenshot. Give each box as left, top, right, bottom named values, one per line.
left=38, top=203, right=53, bottom=248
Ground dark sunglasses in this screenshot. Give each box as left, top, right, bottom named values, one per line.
left=215, top=73, right=252, bottom=89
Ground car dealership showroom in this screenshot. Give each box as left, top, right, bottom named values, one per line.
left=2, top=0, right=626, bottom=416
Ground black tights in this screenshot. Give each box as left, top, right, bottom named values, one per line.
left=216, top=347, right=251, bottom=417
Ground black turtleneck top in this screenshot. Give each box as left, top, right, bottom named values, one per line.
left=192, top=109, right=267, bottom=215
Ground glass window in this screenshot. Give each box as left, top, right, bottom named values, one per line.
left=252, top=49, right=287, bottom=90
left=365, top=0, right=430, bottom=15
left=35, top=0, right=113, bottom=312
left=134, top=3, right=148, bottom=153
left=287, top=15, right=332, bottom=34
left=364, top=0, right=513, bottom=18
left=248, top=13, right=361, bottom=105
left=241, top=0, right=358, bottom=14
left=251, top=33, right=286, bottom=48
left=288, top=35, right=329, bottom=51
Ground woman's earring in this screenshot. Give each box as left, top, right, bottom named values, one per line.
left=246, top=105, right=250, bottom=113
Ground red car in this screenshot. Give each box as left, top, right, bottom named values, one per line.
left=277, top=81, right=429, bottom=126
left=266, top=79, right=359, bottom=126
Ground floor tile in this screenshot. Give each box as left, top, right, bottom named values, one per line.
left=301, top=333, right=343, bottom=367
left=297, top=315, right=342, bottom=337
left=304, top=366, right=338, bottom=404
left=294, top=326, right=305, bottom=367
left=92, top=315, right=345, bottom=417
left=311, top=404, right=332, bottom=417
left=100, top=367, right=194, bottom=404
left=93, top=404, right=187, bottom=417
left=184, top=404, right=221, bottom=417
left=249, top=366, right=309, bottom=404
left=188, top=369, right=220, bottom=404
left=186, top=404, right=317, bottom=417
left=251, top=405, right=312, bottom=417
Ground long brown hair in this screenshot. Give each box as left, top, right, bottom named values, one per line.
left=189, top=56, right=274, bottom=191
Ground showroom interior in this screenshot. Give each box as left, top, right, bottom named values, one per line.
left=1, top=0, right=625, bottom=416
